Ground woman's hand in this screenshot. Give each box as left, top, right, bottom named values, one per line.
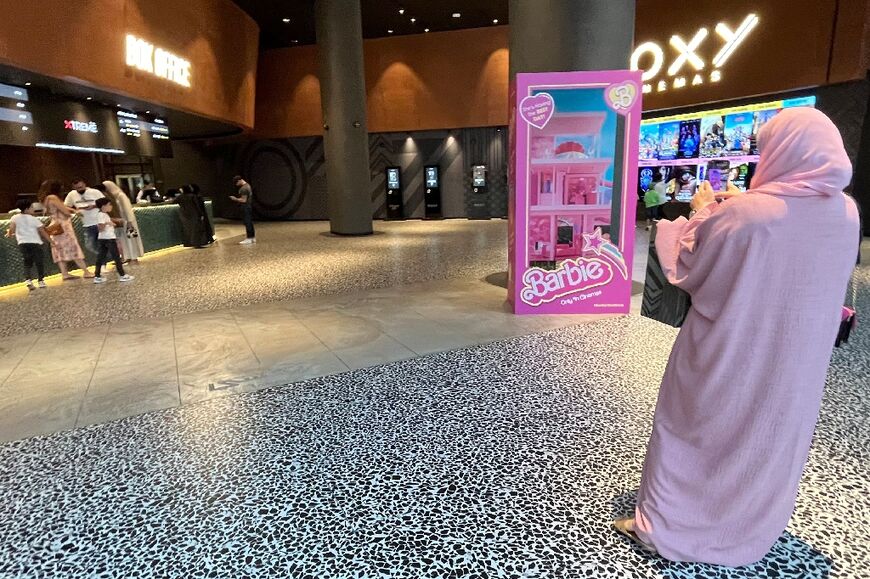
left=718, top=181, right=743, bottom=200
left=691, top=181, right=717, bottom=212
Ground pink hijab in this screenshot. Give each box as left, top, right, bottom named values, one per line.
left=751, top=107, right=852, bottom=198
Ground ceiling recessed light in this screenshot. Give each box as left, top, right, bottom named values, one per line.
left=24, top=82, right=31, bottom=86
left=292, top=39, right=299, bottom=43
left=388, top=29, right=394, bottom=34
left=21, top=126, right=29, bottom=131
left=452, top=12, right=461, bottom=18
left=493, top=19, right=499, bottom=24
left=86, top=97, right=93, bottom=100
left=399, top=8, right=405, bottom=14
left=146, top=110, right=151, bottom=114
left=117, top=104, right=122, bottom=108
left=424, top=28, right=430, bottom=32
left=282, top=18, right=290, bottom=23
left=410, top=17, right=416, bottom=23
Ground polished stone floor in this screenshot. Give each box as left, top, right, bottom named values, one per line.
left=0, top=220, right=648, bottom=442
left=0, top=219, right=513, bottom=336
left=0, top=309, right=867, bottom=578
left=0, top=278, right=628, bottom=442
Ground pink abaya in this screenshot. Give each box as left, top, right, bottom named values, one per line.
left=634, top=107, right=860, bottom=566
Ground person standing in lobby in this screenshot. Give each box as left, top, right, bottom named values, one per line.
left=614, top=108, right=860, bottom=566
left=230, top=176, right=255, bottom=245
left=103, top=180, right=145, bottom=263
left=38, top=180, right=93, bottom=280
left=64, top=178, right=104, bottom=253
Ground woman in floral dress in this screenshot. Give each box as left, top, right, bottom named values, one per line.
left=37, top=180, right=92, bottom=280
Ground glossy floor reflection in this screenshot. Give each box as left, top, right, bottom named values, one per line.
left=0, top=219, right=511, bottom=336
left=0, top=220, right=649, bottom=442
left=0, top=277, right=631, bottom=442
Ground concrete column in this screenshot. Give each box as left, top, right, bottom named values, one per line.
left=509, top=0, right=636, bottom=76
left=315, top=0, right=372, bottom=235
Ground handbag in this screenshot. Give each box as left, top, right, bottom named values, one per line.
left=44, top=222, right=64, bottom=236
left=835, top=272, right=858, bottom=348
left=641, top=222, right=692, bottom=327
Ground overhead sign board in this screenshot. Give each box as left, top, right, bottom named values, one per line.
left=126, top=34, right=192, bottom=88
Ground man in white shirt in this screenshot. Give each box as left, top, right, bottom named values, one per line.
left=64, top=178, right=104, bottom=253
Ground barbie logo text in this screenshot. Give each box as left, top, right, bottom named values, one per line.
left=521, top=258, right=615, bottom=307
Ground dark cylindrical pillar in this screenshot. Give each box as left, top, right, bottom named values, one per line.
left=315, top=0, right=372, bottom=235
left=509, top=0, right=636, bottom=76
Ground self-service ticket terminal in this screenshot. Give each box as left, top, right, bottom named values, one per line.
left=424, top=165, right=442, bottom=219
left=385, top=166, right=404, bottom=220
left=468, top=164, right=490, bottom=220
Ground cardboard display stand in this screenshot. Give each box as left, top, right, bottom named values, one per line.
left=508, top=71, right=642, bottom=315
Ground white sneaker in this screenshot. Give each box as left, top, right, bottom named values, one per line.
left=239, top=238, right=254, bottom=245
left=38, top=280, right=47, bottom=289
left=93, top=277, right=106, bottom=284
left=119, top=274, right=135, bottom=283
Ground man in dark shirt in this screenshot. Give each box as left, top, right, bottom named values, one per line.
left=230, top=175, right=256, bottom=245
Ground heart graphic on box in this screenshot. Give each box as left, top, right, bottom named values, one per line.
left=605, top=82, right=639, bottom=113
left=520, top=93, right=555, bottom=129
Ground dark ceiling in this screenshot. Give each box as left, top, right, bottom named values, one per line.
left=232, top=0, right=508, bottom=50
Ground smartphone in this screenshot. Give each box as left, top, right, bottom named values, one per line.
left=706, top=160, right=730, bottom=192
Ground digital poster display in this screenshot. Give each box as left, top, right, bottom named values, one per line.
left=425, top=166, right=439, bottom=189
left=0, top=83, right=173, bottom=157
left=386, top=167, right=401, bottom=191
left=0, top=82, right=35, bottom=148
left=472, top=165, right=487, bottom=188
left=637, top=96, right=816, bottom=204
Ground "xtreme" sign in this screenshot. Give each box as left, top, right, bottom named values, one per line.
left=631, top=14, right=759, bottom=94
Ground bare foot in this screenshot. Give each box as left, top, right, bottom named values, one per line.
left=62, top=275, right=80, bottom=281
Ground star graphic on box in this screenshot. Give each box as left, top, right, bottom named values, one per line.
left=583, top=229, right=606, bottom=255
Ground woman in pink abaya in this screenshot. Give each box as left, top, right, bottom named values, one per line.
left=615, top=107, right=860, bottom=566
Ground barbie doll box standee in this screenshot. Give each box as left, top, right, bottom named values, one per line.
left=508, top=70, right=642, bottom=315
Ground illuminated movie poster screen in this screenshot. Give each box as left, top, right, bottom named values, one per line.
left=723, top=112, right=754, bottom=156
left=657, top=121, right=680, bottom=160
left=678, top=119, right=701, bottom=159
left=699, top=115, right=726, bottom=158
left=639, top=124, right=659, bottom=160
left=638, top=96, right=815, bottom=194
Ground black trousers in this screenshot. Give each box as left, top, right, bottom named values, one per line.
left=243, top=204, right=255, bottom=239
left=95, top=239, right=125, bottom=277
left=19, top=243, right=45, bottom=281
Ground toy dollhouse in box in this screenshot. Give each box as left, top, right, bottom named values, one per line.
left=527, top=112, right=613, bottom=267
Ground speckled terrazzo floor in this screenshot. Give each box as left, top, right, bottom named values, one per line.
left=0, top=292, right=868, bottom=578
left=0, top=219, right=511, bottom=337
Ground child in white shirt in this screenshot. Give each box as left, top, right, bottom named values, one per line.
left=93, top=198, right=134, bottom=284
left=5, top=200, right=53, bottom=290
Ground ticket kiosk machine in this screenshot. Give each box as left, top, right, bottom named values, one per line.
left=468, top=164, right=490, bottom=220
left=424, top=165, right=442, bottom=219
left=385, top=166, right=404, bottom=220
